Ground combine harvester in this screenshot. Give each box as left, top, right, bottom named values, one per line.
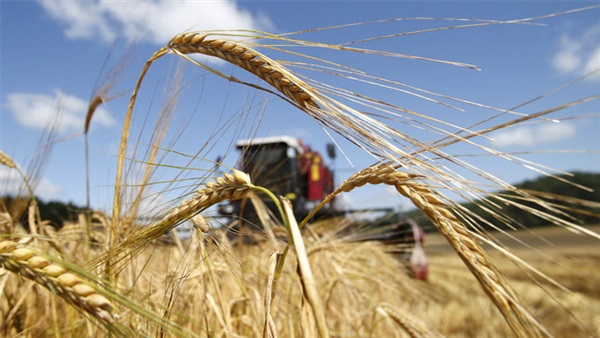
left=218, top=136, right=428, bottom=280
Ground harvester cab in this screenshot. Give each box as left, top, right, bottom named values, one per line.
left=216, top=135, right=428, bottom=280
left=217, top=136, right=336, bottom=222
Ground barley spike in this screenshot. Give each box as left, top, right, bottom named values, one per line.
left=0, top=240, right=115, bottom=324
left=0, top=150, right=16, bottom=168
left=331, top=164, right=550, bottom=338
left=167, top=32, right=318, bottom=109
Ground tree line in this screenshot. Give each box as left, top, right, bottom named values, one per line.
left=2, top=172, right=598, bottom=232
left=1, top=195, right=89, bottom=231
left=404, top=172, right=600, bottom=232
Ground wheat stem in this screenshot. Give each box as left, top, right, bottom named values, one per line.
left=281, top=198, right=329, bottom=338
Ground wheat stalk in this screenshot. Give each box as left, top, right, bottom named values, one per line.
left=318, top=164, right=550, bottom=338
left=281, top=198, right=329, bottom=338
left=0, top=240, right=115, bottom=324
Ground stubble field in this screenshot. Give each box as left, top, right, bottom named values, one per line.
left=424, top=225, right=600, bottom=337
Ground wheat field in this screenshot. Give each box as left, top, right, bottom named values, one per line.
left=1, top=6, right=599, bottom=338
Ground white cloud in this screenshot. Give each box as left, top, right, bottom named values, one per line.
left=584, top=45, right=600, bottom=74
left=339, top=183, right=410, bottom=212
left=6, top=90, right=115, bottom=134
left=491, top=122, right=576, bottom=148
left=38, top=0, right=273, bottom=45
left=34, top=178, right=64, bottom=200
left=137, top=193, right=168, bottom=217
left=552, top=23, right=600, bottom=81
left=537, top=122, right=576, bottom=143
left=552, top=36, right=581, bottom=74
left=0, top=167, right=63, bottom=200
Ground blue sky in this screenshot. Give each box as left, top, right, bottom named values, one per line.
left=1, top=1, right=599, bottom=215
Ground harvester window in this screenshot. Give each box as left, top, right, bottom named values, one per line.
left=241, top=143, right=294, bottom=197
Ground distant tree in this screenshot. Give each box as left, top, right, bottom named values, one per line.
left=1, top=195, right=88, bottom=230
left=404, top=172, right=600, bottom=232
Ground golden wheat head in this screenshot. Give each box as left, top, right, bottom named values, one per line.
left=332, top=164, right=550, bottom=338
left=0, top=240, right=115, bottom=324
left=0, top=150, right=16, bottom=168
left=167, top=32, right=318, bottom=109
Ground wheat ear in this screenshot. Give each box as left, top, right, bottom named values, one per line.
left=330, top=164, right=549, bottom=338
left=0, top=150, right=37, bottom=203
left=96, top=170, right=252, bottom=266
left=0, top=240, right=115, bottom=324
left=0, top=150, right=16, bottom=168
left=377, top=304, right=441, bottom=338
left=161, top=170, right=252, bottom=224
left=167, top=33, right=318, bottom=109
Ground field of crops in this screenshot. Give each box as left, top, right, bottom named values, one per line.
left=1, top=5, right=599, bottom=337
left=425, top=225, right=600, bottom=337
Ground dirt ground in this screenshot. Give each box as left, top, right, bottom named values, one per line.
left=424, top=224, right=600, bottom=255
